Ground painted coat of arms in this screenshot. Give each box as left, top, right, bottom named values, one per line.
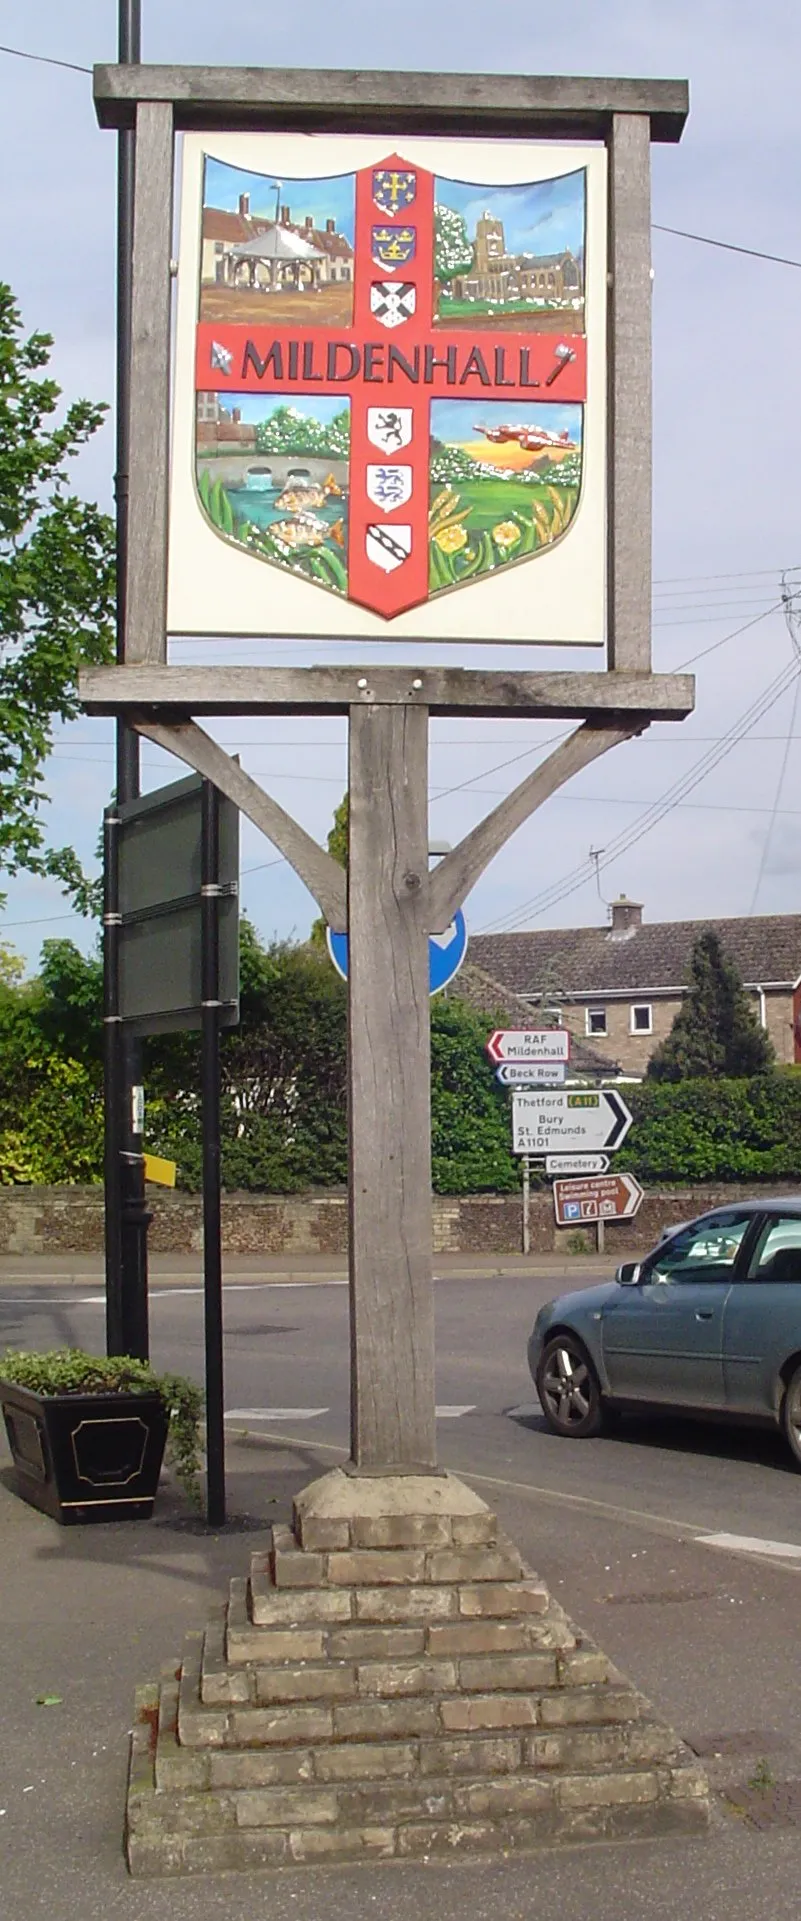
left=194, top=153, right=588, bottom=621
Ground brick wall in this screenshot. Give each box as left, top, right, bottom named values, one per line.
left=2, top=1182, right=800, bottom=1260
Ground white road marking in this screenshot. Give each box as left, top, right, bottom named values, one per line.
left=225, top=1407, right=329, bottom=1422
left=435, top=1405, right=476, bottom=1418
left=697, top=1531, right=801, bottom=1563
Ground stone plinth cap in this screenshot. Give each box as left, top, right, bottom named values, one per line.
left=294, top=1467, right=493, bottom=1525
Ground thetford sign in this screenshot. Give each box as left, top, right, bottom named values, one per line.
left=169, top=134, right=607, bottom=642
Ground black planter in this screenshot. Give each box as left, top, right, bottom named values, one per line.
left=0, top=1380, right=169, bottom=1524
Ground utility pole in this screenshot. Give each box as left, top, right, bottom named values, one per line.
left=104, top=0, right=150, bottom=1360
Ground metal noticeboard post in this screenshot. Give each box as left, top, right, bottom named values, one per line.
left=106, top=770, right=239, bottom=1524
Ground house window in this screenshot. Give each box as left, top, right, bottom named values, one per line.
left=586, top=1007, right=607, bottom=1037
left=631, top=1004, right=653, bottom=1034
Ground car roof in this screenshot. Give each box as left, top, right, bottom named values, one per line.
left=690, top=1197, right=801, bottom=1221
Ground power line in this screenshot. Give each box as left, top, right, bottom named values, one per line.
left=478, top=653, right=801, bottom=932
left=653, top=222, right=801, bottom=270
left=0, top=43, right=90, bottom=75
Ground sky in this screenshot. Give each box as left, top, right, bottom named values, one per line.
left=219, top=394, right=349, bottom=428
left=431, top=400, right=582, bottom=446
left=434, top=169, right=585, bottom=258
left=204, top=158, right=356, bottom=243
left=1, top=1, right=800, bottom=974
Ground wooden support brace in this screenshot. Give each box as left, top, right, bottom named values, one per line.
left=132, top=715, right=347, bottom=928
left=427, top=723, right=637, bottom=931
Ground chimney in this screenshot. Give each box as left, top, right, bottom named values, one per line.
left=609, top=894, right=643, bottom=938
left=280, top=204, right=290, bottom=225
left=326, top=217, right=335, bottom=233
left=304, top=215, right=314, bottom=231
left=238, top=192, right=250, bottom=218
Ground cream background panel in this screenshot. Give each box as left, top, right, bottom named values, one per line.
left=168, top=132, right=607, bottom=646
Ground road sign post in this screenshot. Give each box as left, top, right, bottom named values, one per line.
left=552, top=1172, right=644, bottom=1226
left=496, top=1062, right=567, bottom=1088
left=512, top=1089, right=633, bottom=1157
left=487, top=1028, right=571, bottom=1066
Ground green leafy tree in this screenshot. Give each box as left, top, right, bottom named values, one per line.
left=309, top=791, right=349, bottom=949
left=647, top=930, right=775, bottom=1081
left=430, top=998, right=517, bottom=1192
left=0, top=285, right=115, bottom=907
left=434, top=204, right=474, bottom=284
left=254, top=403, right=350, bottom=459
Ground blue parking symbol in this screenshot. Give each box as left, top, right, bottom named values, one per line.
left=564, top=1201, right=581, bottom=1220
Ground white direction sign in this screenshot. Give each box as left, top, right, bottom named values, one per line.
left=496, top=1062, right=567, bottom=1088
left=512, top=1088, right=633, bottom=1158
left=546, top=1153, right=610, bottom=1176
left=487, top=1028, right=570, bottom=1065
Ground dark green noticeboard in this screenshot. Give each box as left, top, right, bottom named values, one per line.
left=117, top=773, right=239, bottom=1035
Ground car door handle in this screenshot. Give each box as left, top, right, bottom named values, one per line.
left=695, top=1310, right=714, bottom=1321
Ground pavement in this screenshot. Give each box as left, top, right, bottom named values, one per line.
left=0, top=1249, right=612, bottom=1288
left=3, top=1264, right=801, bottom=1918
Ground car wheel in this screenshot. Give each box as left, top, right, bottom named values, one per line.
left=536, top=1334, right=605, bottom=1439
left=781, top=1363, right=801, bottom=1470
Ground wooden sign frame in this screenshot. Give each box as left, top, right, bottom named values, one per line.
left=83, top=65, right=692, bottom=1473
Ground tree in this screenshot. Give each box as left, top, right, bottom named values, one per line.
left=434, top=204, right=474, bottom=285
left=309, top=792, right=349, bottom=949
left=0, top=285, right=115, bottom=907
left=647, top=929, right=775, bottom=1081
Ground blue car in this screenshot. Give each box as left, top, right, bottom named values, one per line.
left=528, top=1199, right=801, bottom=1469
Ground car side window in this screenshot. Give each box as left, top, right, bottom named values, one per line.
left=643, top=1215, right=752, bottom=1284
left=746, top=1218, right=801, bottom=1283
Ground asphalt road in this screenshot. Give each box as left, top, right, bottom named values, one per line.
left=5, top=1269, right=801, bottom=1552
left=4, top=1273, right=801, bottom=1919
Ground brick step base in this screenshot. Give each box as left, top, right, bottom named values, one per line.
left=124, top=1469, right=710, bottom=1875
left=129, top=1675, right=707, bottom=1875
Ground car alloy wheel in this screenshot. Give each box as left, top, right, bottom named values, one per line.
left=536, top=1334, right=604, bottom=1439
left=781, top=1362, right=801, bottom=1471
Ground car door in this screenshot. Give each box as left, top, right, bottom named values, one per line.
left=723, top=1213, right=801, bottom=1416
left=601, top=1213, right=753, bottom=1407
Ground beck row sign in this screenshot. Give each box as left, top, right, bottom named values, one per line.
left=169, top=132, right=607, bottom=645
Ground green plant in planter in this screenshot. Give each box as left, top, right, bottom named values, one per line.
left=0, top=1349, right=204, bottom=1507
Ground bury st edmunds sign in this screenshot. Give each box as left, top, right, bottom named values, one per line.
left=169, top=133, right=607, bottom=645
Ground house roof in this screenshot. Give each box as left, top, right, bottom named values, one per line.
left=231, top=226, right=324, bottom=262
left=202, top=208, right=270, bottom=243
left=446, top=962, right=621, bottom=1077
left=471, top=915, right=801, bottom=999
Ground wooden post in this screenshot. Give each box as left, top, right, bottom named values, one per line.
left=607, top=112, right=653, bottom=674
left=522, top=1157, right=531, bottom=1256
left=347, top=702, right=436, bottom=1470
left=127, top=100, right=174, bottom=665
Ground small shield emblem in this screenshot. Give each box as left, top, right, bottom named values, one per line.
left=367, top=406, right=414, bottom=453
left=366, top=464, right=413, bottom=510
left=366, top=523, right=412, bottom=573
left=370, top=281, right=416, bottom=330
left=373, top=168, right=416, bottom=214
left=371, top=225, right=416, bottom=270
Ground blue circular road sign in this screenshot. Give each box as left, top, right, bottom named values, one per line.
left=326, top=909, right=468, bottom=998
